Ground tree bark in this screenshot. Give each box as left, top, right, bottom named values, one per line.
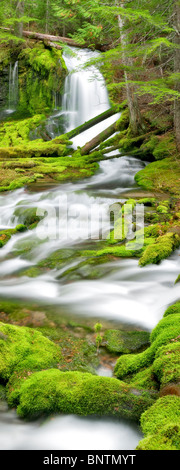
left=115, top=1, right=142, bottom=135
left=80, top=120, right=119, bottom=155
left=0, top=27, right=109, bottom=51
left=174, top=1, right=180, bottom=152
left=14, top=1, right=24, bottom=38
left=66, top=107, right=120, bottom=140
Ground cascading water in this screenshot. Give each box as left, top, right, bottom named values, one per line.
left=46, top=47, right=120, bottom=146
left=7, top=61, right=18, bottom=113
left=0, top=47, right=179, bottom=450
left=62, top=48, right=110, bottom=130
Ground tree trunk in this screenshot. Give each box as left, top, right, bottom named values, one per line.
left=14, top=1, right=24, bottom=38
left=0, top=27, right=109, bottom=51
left=80, top=120, right=119, bottom=155
left=115, top=1, right=142, bottom=135
left=174, top=1, right=180, bottom=152
left=67, top=107, right=120, bottom=140
left=45, top=0, right=49, bottom=35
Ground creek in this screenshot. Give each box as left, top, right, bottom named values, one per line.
left=0, top=47, right=179, bottom=450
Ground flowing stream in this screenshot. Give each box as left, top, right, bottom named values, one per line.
left=0, top=47, right=179, bottom=450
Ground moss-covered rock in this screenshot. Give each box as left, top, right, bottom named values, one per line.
left=13, top=206, right=45, bottom=228
left=114, top=313, right=180, bottom=384
left=0, top=225, right=27, bottom=248
left=153, top=341, right=180, bottom=388
left=164, top=302, right=180, bottom=317
left=135, top=157, right=180, bottom=195
left=18, top=44, right=67, bottom=116
left=0, top=322, right=61, bottom=381
left=139, top=232, right=180, bottom=267
left=8, top=368, right=156, bottom=420
left=103, top=329, right=150, bottom=354
left=137, top=396, right=180, bottom=450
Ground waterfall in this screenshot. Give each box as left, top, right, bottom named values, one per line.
left=60, top=47, right=120, bottom=148
left=8, top=61, right=18, bottom=112
left=62, top=48, right=110, bottom=131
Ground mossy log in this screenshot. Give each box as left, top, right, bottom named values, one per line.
left=0, top=28, right=108, bottom=51
left=66, top=107, right=120, bottom=140
left=80, top=120, right=120, bottom=155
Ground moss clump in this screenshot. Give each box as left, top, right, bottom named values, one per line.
left=0, top=115, right=46, bottom=147
left=18, top=44, right=67, bottom=116
left=0, top=322, right=61, bottom=381
left=103, top=329, right=150, bottom=354
left=137, top=396, right=180, bottom=450
left=153, top=341, right=180, bottom=388
left=8, top=368, right=156, bottom=420
left=139, top=232, right=180, bottom=267
left=114, top=313, right=180, bottom=383
left=175, top=275, right=180, bottom=284
left=0, top=225, right=27, bottom=248
left=164, top=302, right=180, bottom=317
left=126, top=366, right=158, bottom=391
left=135, top=157, right=180, bottom=195
left=13, top=206, right=45, bottom=228
left=139, top=133, right=176, bottom=161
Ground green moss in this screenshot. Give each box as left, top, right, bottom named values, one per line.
left=137, top=396, right=180, bottom=450
left=14, top=206, right=45, bottom=228
left=0, top=322, right=61, bottom=381
left=103, top=329, right=150, bottom=354
left=127, top=366, right=158, bottom=391
left=114, top=314, right=180, bottom=381
left=139, top=232, right=180, bottom=266
left=135, top=158, right=180, bottom=195
left=18, top=45, right=67, bottom=116
left=175, top=275, right=180, bottom=284
left=153, top=341, right=180, bottom=387
left=152, top=134, right=176, bottom=161
left=0, top=225, right=27, bottom=248
left=0, top=115, right=46, bottom=147
left=7, top=368, right=155, bottom=420
left=164, top=302, right=180, bottom=317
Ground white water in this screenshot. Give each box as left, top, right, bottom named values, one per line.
left=0, top=410, right=142, bottom=450
left=0, top=47, right=179, bottom=450
left=7, top=61, right=18, bottom=113
left=0, top=153, right=179, bottom=330
left=48, top=47, right=121, bottom=147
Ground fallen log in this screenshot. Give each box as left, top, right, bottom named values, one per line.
left=66, top=107, right=121, bottom=140
left=0, top=27, right=110, bottom=51
left=80, top=120, right=120, bottom=155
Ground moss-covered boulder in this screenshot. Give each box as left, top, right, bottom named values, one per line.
left=164, top=302, right=180, bottom=317
left=137, top=396, right=180, bottom=450
left=114, top=313, right=180, bottom=388
left=8, top=368, right=156, bottom=420
left=0, top=322, right=61, bottom=381
left=103, top=329, right=150, bottom=354
left=135, top=157, right=180, bottom=195
left=139, top=232, right=180, bottom=267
